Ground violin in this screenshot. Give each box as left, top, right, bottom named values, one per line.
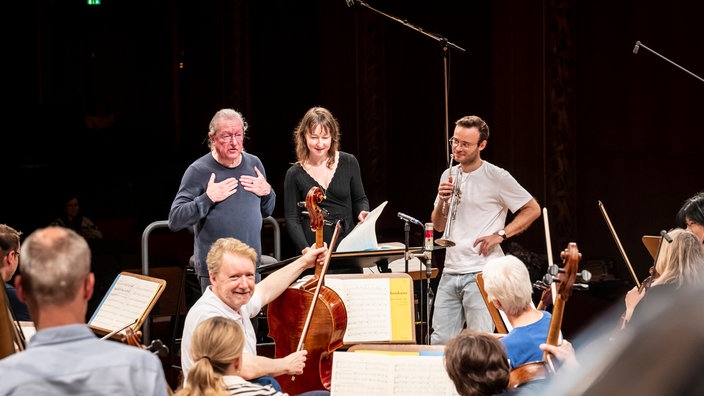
left=267, top=187, right=348, bottom=394
left=616, top=231, right=670, bottom=330
left=122, top=327, right=174, bottom=395
left=509, top=243, right=587, bottom=388
left=639, top=266, right=658, bottom=292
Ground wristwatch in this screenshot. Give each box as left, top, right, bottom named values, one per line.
left=497, top=230, right=507, bottom=240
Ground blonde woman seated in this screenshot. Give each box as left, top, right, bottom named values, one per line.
left=176, top=316, right=286, bottom=396
left=622, top=228, right=704, bottom=328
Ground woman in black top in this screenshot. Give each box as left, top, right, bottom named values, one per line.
left=284, top=107, right=370, bottom=254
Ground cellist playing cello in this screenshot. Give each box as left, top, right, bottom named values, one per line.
left=179, top=236, right=330, bottom=396
left=481, top=248, right=584, bottom=389
left=481, top=255, right=557, bottom=370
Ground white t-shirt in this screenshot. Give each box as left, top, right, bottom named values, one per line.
left=180, top=286, right=263, bottom=381
left=434, top=160, right=533, bottom=274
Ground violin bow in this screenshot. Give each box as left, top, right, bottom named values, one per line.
left=100, top=318, right=138, bottom=341
left=597, top=201, right=640, bottom=288
left=541, top=208, right=557, bottom=307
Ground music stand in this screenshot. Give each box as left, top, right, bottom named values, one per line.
left=258, top=248, right=423, bottom=277
left=642, top=235, right=661, bottom=261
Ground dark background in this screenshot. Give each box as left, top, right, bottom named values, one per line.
left=3, top=0, right=703, bottom=336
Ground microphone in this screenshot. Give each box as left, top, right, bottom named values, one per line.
left=397, top=212, right=423, bottom=227
left=633, top=41, right=640, bottom=55
left=660, top=229, right=673, bottom=243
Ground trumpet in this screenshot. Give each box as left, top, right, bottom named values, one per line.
left=435, top=155, right=459, bottom=247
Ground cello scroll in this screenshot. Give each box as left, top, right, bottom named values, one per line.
left=267, top=187, right=348, bottom=394
left=508, top=243, right=590, bottom=388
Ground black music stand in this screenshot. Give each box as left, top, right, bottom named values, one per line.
left=258, top=248, right=423, bottom=277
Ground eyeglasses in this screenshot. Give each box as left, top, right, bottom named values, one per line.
left=216, top=133, right=245, bottom=143
left=449, top=137, right=479, bottom=149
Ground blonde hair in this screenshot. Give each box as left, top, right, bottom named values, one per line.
left=206, top=238, right=257, bottom=275
left=653, top=228, right=704, bottom=288
left=175, top=316, right=245, bottom=396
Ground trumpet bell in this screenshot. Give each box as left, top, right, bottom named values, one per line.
left=435, top=238, right=456, bottom=247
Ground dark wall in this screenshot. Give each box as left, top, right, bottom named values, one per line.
left=575, top=0, right=704, bottom=280
left=4, top=1, right=703, bottom=308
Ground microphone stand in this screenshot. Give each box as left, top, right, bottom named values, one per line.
left=406, top=243, right=434, bottom=345
left=634, top=41, right=704, bottom=83
left=403, top=220, right=411, bottom=274
left=350, top=0, right=466, bottom=166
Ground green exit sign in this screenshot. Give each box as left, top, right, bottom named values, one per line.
left=87, top=0, right=101, bottom=5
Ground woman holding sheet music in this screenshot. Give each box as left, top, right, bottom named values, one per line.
left=284, top=107, right=370, bottom=254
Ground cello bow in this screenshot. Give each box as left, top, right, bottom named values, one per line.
left=538, top=207, right=557, bottom=310
left=295, top=219, right=342, bottom=354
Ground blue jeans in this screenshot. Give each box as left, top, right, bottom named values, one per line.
left=430, top=272, right=493, bottom=344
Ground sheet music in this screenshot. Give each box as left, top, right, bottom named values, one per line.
left=330, top=351, right=459, bottom=396
left=330, top=352, right=390, bottom=395
left=336, top=201, right=388, bottom=252
left=88, top=273, right=162, bottom=331
left=325, top=277, right=392, bottom=343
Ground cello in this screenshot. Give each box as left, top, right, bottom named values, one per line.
left=267, top=187, right=348, bottom=394
left=508, top=242, right=585, bottom=388
left=0, top=285, right=25, bottom=358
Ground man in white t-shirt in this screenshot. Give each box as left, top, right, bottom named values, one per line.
left=180, top=237, right=328, bottom=394
left=430, top=115, right=540, bottom=345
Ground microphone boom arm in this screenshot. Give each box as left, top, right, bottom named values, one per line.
left=634, top=41, right=704, bottom=83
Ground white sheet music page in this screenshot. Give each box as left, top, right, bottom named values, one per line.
left=336, top=201, right=388, bottom=252
left=88, top=273, right=161, bottom=331
left=330, top=351, right=459, bottom=396
left=324, top=277, right=392, bottom=343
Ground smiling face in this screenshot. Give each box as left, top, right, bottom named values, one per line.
left=305, top=124, right=332, bottom=163
left=451, top=125, right=486, bottom=169
left=209, top=252, right=256, bottom=312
